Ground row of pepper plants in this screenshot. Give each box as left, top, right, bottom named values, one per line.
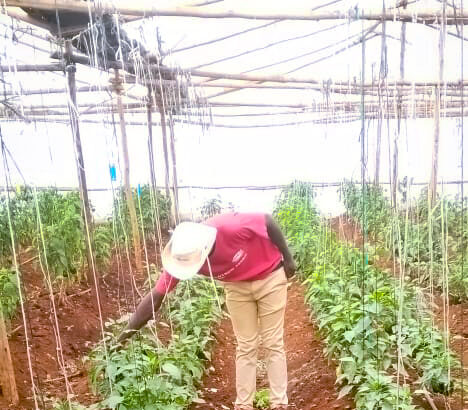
left=274, top=182, right=458, bottom=410
left=341, top=181, right=468, bottom=302
left=52, top=279, right=223, bottom=410
left=0, top=185, right=171, bottom=319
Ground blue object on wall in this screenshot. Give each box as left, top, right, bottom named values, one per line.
left=109, top=164, right=116, bottom=181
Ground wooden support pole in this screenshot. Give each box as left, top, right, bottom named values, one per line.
left=5, top=1, right=468, bottom=24
left=0, top=310, right=18, bottom=405
left=155, top=93, right=171, bottom=200
left=65, top=41, right=95, bottom=285
left=0, top=63, right=65, bottom=72
left=430, top=85, right=441, bottom=206
left=147, top=87, right=157, bottom=197
left=168, top=113, right=180, bottom=224
left=114, top=69, right=142, bottom=273
left=429, top=4, right=446, bottom=207
left=374, top=10, right=386, bottom=186
left=394, top=15, right=407, bottom=206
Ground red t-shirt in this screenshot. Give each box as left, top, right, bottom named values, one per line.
left=155, top=213, right=282, bottom=295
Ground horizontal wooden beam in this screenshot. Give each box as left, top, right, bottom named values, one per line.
left=154, top=66, right=468, bottom=88
left=0, top=63, right=65, bottom=72
left=4, top=2, right=468, bottom=25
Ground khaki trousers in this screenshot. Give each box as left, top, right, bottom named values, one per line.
left=224, top=267, right=288, bottom=408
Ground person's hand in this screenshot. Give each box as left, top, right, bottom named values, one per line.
left=283, top=258, right=297, bottom=278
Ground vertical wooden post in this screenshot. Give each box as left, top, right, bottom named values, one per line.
left=393, top=8, right=407, bottom=207
left=429, top=5, right=446, bottom=206
left=168, top=113, right=180, bottom=223
left=374, top=13, right=386, bottom=186
left=114, top=69, right=142, bottom=273
left=0, top=311, right=18, bottom=405
left=155, top=93, right=171, bottom=200
left=430, top=85, right=441, bottom=206
left=65, top=40, right=95, bottom=284
left=147, top=86, right=157, bottom=195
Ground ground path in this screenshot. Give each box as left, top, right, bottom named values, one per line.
left=191, top=281, right=355, bottom=410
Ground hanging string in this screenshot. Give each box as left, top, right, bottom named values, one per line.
left=0, top=126, right=40, bottom=409
left=31, top=185, right=73, bottom=404
left=458, top=0, right=465, bottom=405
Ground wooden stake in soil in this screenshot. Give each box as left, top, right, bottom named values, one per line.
left=114, top=69, right=143, bottom=273
left=65, top=41, right=96, bottom=284
left=0, top=310, right=18, bottom=405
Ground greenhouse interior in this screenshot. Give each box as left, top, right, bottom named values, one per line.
left=0, top=1, right=467, bottom=409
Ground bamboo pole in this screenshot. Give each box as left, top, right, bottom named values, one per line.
left=429, top=5, right=446, bottom=206
left=39, top=49, right=468, bottom=89
left=159, top=66, right=468, bottom=87
left=65, top=40, right=96, bottom=286
left=0, top=63, right=65, bottom=72
left=5, top=2, right=468, bottom=24
left=0, top=310, right=18, bottom=405
left=155, top=93, right=171, bottom=199
left=394, top=13, right=407, bottom=206
left=147, top=87, right=157, bottom=197
left=113, top=69, right=142, bottom=273
left=168, top=113, right=180, bottom=224
left=375, top=9, right=387, bottom=186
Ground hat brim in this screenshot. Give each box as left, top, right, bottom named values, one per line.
left=161, top=225, right=217, bottom=280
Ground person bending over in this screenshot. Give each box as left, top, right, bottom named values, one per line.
left=119, top=213, right=296, bottom=410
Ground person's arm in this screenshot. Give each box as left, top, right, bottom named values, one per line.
left=118, top=288, right=165, bottom=343
left=265, top=214, right=297, bottom=278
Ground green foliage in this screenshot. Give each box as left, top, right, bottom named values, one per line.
left=51, top=400, right=99, bottom=410
left=88, top=279, right=223, bottom=409
left=36, top=190, right=86, bottom=279
left=342, top=182, right=468, bottom=302
left=0, top=267, right=19, bottom=319
left=275, top=182, right=458, bottom=409
left=0, top=186, right=36, bottom=264
left=341, top=181, right=391, bottom=240
left=114, top=185, right=171, bottom=243
left=253, top=389, right=270, bottom=409
left=0, top=187, right=87, bottom=279
left=93, top=223, right=114, bottom=271
left=200, top=196, right=222, bottom=220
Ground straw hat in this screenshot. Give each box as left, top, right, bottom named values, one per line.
left=162, top=222, right=217, bottom=280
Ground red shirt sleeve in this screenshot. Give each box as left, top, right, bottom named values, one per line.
left=155, top=270, right=179, bottom=295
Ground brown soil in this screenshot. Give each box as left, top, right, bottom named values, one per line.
left=0, top=245, right=161, bottom=410
left=331, top=215, right=468, bottom=410
left=191, top=281, right=355, bottom=410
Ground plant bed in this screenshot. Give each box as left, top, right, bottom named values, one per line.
left=274, top=182, right=461, bottom=410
